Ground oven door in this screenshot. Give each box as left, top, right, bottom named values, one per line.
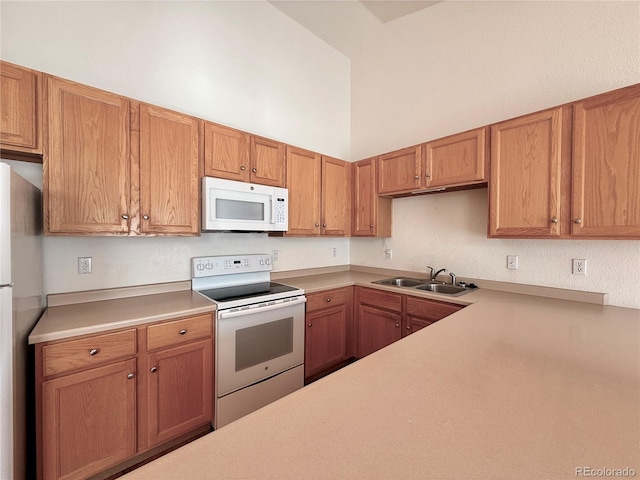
left=216, top=296, right=305, bottom=397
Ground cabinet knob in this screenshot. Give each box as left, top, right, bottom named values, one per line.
left=307, top=323, right=312, bottom=327
left=150, top=366, right=158, bottom=373
left=414, top=175, right=419, bottom=179
left=395, top=323, right=400, bottom=328
left=326, top=298, right=331, bottom=302
left=127, top=373, right=135, bottom=379
left=252, top=168, right=257, bottom=173
left=89, top=349, right=98, bottom=356
left=240, top=166, right=246, bottom=171
left=406, top=325, right=411, bottom=330
left=315, top=223, right=320, bottom=227
left=574, top=218, right=582, bottom=224
left=369, top=224, right=374, bottom=228
left=121, top=214, right=129, bottom=220
left=322, top=223, right=327, bottom=227
left=425, top=173, right=431, bottom=178
left=143, top=214, right=149, bottom=220
left=550, top=217, right=558, bottom=224
left=179, top=329, right=187, bottom=335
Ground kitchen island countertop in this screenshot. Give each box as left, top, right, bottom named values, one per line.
left=121, top=296, right=640, bottom=479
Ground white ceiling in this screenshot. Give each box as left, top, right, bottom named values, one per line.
left=269, top=1, right=443, bottom=57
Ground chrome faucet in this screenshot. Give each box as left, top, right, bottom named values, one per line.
left=427, top=266, right=447, bottom=282
left=449, top=272, right=456, bottom=286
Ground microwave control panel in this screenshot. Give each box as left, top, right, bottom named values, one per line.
left=192, top=254, right=272, bottom=277
left=275, top=197, right=287, bottom=226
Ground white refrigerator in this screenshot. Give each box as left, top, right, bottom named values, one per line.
left=0, top=162, right=43, bottom=480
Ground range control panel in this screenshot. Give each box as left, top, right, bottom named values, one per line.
left=192, top=254, right=272, bottom=277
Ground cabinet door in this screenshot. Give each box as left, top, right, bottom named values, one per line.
left=0, top=61, right=42, bottom=154
left=250, top=136, right=286, bottom=187
left=144, top=339, right=213, bottom=448
left=321, top=156, right=351, bottom=236
left=41, top=359, right=136, bottom=480
left=378, top=146, right=423, bottom=195
left=305, top=305, right=348, bottom=378
left=572, top=86, right=640, bottom=238
left=356, top=304, right=402, bottom=358
left=404, top=316, right=432, bottom=336
left=203, top=122, right=250, bottom=182
left=404, top=296, right=462, bottom=337
left=425, top=127, right=487, bottom=188
left=352, top=157, right=392, bottom=237
left=489, top=108, right=562, bottom=237
left=139, top=104, right=200, bottom=235
left=46, top=76, right=130, bottom=234
left=286, top=146, right=321, bottom=235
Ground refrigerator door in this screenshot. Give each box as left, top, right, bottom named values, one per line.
left=0, top=286, right=14, bottom=480
left=0, top=163, right=10, bottom=287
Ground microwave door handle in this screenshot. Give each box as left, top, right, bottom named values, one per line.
left=218, top=296, right=307, bottom=319
left=270, top=195, right=276, bottom=224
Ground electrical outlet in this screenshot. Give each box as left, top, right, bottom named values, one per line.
left=385, top=249, right=392, bottom=260
left=507, top=255, right=518, bottom=270
left=332, top=247, right=337, bottom=258
left=272, top=250, right=279, bottom=262
left=572, top=259, right=587, bottom=275
left=78, top=257, right=92, bottom=274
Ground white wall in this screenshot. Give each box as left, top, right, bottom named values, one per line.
left=349, top=1, right=640, bottom=309
left=1, top=1, right=351, bottom=295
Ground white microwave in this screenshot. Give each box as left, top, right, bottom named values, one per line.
left=202, top=177, right=288, bottom=232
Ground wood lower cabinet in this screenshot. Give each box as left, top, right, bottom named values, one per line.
left=286, top=146, right=350, bottom=236
left=404, top=296, right=463, bottom=336
left=304, top=288, right=352, bottom=379
left=572, top=85, right=640, bottom=238
left=36, top=313, right=214, bottom=480
left=0, top=60, right=42, bottom=157
left=352, top=157, right=392, bottom=237
left=355, top=287, right=403, bottom=358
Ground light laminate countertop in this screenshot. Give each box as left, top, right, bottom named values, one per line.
left=121, top=298, right=640, bottom=479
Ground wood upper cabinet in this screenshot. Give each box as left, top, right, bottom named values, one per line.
left=424, top=127, right=488, bottom=188
left=286, top=147, right=350, bottom=236
left=45, top=75, right=131, bottom=234
left=138, top=103, right=200, bottom=235
left=305, top=287, right=351, bottom=379
left=489, top=107, right=563, bottom=237
left=204, top=123, right=285, bottom=187
left=0, top=60, right=42, bottom=157
left=378, top=145, right=423, bottom=195
left=352, top=157, right=392, bottom=237
left=572, top=85, right=640, bottom=238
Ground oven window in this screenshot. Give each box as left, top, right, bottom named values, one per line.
left=235, top=317, right=293, bottom=371
left=216, top=198, right=265, bottom=221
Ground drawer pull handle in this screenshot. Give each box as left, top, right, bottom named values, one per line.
left=89, top=349, right=98, bottom=356
left=179, top=329, right=187, bottom=335
left=127, top=373, right=134, bottom=379
left=150, top=367, right=158, bottom=373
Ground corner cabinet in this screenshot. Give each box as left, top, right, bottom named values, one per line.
left=286, top=146, right=351, bottom=236
left=352, top=157, right=392, bottom=237
left=355, top=287, right=402, bottom=358
left=44, top=75, right=201, bottom=236
left=0, top=60, right=43, bottom=158
left=304, top=287, right=352, bottom=380
left=35, top=313, right=214, bottom=480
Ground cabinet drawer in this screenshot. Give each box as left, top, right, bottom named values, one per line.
left=406, top=296, right=463, bottom=322
left=147, top=314, right=213, bottom=351
left=42, top=329, right=136, bottom=377
left=306, top=288, right=347, bottom=312
left=357, top=287, right=402, bottom=312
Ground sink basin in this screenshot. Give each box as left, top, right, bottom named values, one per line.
left=416, top=283, right=467, bottom=295
left=373, top=277, right=427, bottom=287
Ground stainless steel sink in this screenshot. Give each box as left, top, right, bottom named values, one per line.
left=416, top=283, right=467, bottom=295
left=373, top=277, right=427, bottom=287
left=372, top=277, right=471, bottom=296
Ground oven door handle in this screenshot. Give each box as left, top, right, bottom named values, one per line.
left=218, top=296, right=307, bottom=319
